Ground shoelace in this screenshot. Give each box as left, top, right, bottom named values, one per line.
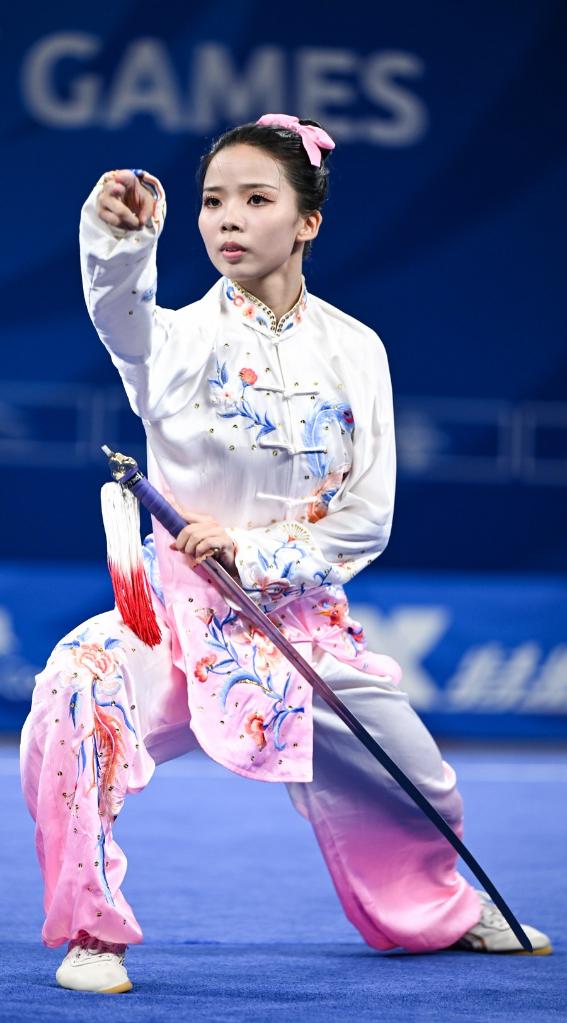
left=72, top=946, right=126, bottom=964
left=477, top=892, right=509, bottom=931
left=69, top=934, right=127, bottom=957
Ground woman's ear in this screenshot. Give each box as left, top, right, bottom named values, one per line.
left=297, top=210, right=322, bottom=244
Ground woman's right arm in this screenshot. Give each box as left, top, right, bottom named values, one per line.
left=80, top=169, right=181, bottom=419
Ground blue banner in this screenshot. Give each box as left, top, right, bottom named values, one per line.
left=1, top=1, right=566, bottom=571
left=2, top=564, right=565, bottom=737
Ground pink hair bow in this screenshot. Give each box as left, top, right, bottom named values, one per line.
left=256, top=113, right=335, bottom=167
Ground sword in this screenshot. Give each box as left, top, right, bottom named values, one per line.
left=102, top=444, right=532, bottom=952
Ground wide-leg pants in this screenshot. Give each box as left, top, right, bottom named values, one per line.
left=20, top=606, right=481, bottom=954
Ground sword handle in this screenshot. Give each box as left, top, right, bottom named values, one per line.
left=126, top=474, right=187, bottom=538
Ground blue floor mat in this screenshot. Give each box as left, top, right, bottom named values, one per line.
left=1, top=745, right=565, bottom=1022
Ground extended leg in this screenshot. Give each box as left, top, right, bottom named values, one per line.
left=20, top=605, right=195, bottom=949
left=286, top=649, right=482, bottom=953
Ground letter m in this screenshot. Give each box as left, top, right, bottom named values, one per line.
left=190, top=45, right=284, bottom=130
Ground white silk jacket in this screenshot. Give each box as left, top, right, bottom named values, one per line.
left=78, top=172, right=398, bottom=782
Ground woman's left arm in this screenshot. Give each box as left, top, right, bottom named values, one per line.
left=225, top=338, right=396, bottom=613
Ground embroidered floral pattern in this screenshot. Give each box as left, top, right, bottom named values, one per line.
left=239, top=533, right=333, bottom=610
left=239, top=367, right=257, bottom=386
left=244, top=712, right=267, bottom=750
left=59, top=628, right=137, bottom=904
left=223, top=278, right=307, bottom=336
left=315, top=592, right=367, bottom=656
left=194, top=653, right=217, bottom=681
left=194, top=606, right=304, bottom=751
left=208, top=359, right=276, bottom=438
left=306, top=468, right=348, bottom=523
left=240, top=625, right=283, bottom=673
left=302, top=400, right=355, bottom=522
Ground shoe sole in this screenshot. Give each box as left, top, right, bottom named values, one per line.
left=505, top=944, right=553, bottom=956
left=100, top=981, right=133, bottom=993
left=56, top=979, right=133, bottom=993
left=454, top=943, right=553, bottom=956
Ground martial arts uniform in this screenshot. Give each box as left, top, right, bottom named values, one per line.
left=20, top=175, right=481, bottom=953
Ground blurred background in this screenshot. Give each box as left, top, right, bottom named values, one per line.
left=1, top=0, right=565, bottom=739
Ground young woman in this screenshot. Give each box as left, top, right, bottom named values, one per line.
left=20, top=114, right=551, bottom=994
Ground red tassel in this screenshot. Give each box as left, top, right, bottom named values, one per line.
left=108, top=561, right=162, bottom=647
left=101, top=482, right=162, bottom=647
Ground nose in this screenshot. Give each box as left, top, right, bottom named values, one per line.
left=221, top=217, right=242, bottom=232
left=220, top=200, right=244, bottom=232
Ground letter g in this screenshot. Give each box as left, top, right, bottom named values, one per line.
left=21, top=32, right=101, bottom=128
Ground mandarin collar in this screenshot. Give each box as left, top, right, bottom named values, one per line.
left=222, top=276, right=308, bottom=339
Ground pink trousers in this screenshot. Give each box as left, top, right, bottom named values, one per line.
left=20, top=605, right=481, bottom=953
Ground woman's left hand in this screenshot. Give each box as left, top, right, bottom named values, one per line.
left=170, top=511, right=237, bottom=574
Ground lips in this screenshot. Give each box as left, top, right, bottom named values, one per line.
left=221, top=242, right=247, bottom=253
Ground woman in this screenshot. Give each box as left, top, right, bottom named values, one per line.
left=20, top=115, right=551, bottom=994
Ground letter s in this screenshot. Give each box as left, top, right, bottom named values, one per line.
left=21, top=32, right=101, bottom=128
left=362, top=51, right=428, bottom=146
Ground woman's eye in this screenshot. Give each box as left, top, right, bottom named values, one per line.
left=249, top=193, right=268, bottom=205
left=203, top=196, right=220, bottom=207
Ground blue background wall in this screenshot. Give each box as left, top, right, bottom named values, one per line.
left=1, top=1, right=565, bottom=734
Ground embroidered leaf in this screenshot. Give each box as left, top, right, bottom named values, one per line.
left=220, top=361, right=229, bottom=385
left=273, top=710, right=291, bottom=751
left=227, top=641, right=239, bottom=662
left=257, top=422, right=276, bottom=438
left=258, top=550, right=270, bottom=571
left=69, top=691, right=79, bottom=726
left=281, top=673, right=291, bottom=702
left=314, top=568, right=332, bottom=586
left=94, top=694, right=137, bottom=735
left=209, top=658, right=236, bottom=670
left=208, top=637, right=229, bottom=653
left=221, top=668, right=262, bottom=708
left=273, top=706, right=304, bottom=751
left=104, top=638, right=121, bottom=650
left=97, top=829, right=115, bottom=906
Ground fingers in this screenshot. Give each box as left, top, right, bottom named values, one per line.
left=96, top=170, right=155, bottom=230
left=173, top=523, right=224, bottom=555
left=99, top=194, right=140, bottom=229
left=171, top=522, right=235, bottom=569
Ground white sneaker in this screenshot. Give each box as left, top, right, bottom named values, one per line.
left=452, top=892, right=552, bottom=955
left=56, top=936, right=132, bottom=993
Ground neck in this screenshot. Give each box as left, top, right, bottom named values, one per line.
left=232, top=266, right=304, bottom=324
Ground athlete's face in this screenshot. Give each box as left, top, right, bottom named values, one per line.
left=198, top=143, right=319, bottom=282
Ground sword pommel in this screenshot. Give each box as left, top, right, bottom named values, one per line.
left=101, top=444, right=140, bottom=483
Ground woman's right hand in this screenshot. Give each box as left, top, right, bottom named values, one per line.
left=96, top=169, right=155, bottom=230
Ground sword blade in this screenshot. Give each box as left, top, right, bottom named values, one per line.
left=197, top=555, right=532, bottom=952
left=103, top=446, right=532, bottom=952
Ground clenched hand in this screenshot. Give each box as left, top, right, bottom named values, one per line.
left=171, top=511, right=237, bottom=575
left=96, top=169, right=155, bottom=231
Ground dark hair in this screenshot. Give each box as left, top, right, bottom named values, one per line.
left=196, top=119, right=332, bottom=258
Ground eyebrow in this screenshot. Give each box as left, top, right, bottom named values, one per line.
left=203, top=182, right=280, bottom=192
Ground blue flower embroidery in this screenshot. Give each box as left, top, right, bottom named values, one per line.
left=195, top=607, right=304, bottom=751
left=207, top=359, right=276, bottom=439
left=302, top=400, right=355, bottom=478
